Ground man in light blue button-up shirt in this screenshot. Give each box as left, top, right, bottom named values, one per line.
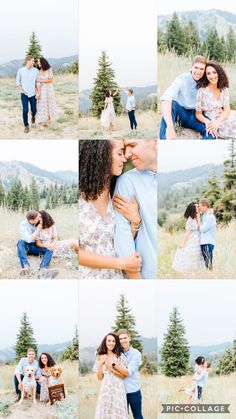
left=113, top=140, right=157, bottom=279
left=159, top=56, right=214, bottom=140
left=16, top=55, right=39, bottom=133
left=199, top=198, right=216, bottom=270
left=14, top=347, right=40, bottom=402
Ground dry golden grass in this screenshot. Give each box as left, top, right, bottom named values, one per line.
left=0, top=74, right=79, bottom=139
left=0, top=206, right=78, bottom=279
left=158, top=373, right=236, bottom=419
left=79, top=373, right=158, bottom=419
left=158, top=221, right=236, bottom=279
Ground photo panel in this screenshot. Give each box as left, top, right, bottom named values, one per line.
left=0, top=280, right=79, bottom=418
left=79, top=0, right=157, bottom=139
left=158, top=140, right=236, bottom=279
left=0, top=140, right=78, bottom=279
left=79, top=280, right=158, bottom=419
left=157, top=0, right=236, bottom=140
left=0, top=0, right=79, bottom=139
left=157, top=280, right=236, bottom=418
left=78, top=138, right=157, bottom=280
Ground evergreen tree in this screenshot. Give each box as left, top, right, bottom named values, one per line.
left=202, top=169, right=221, bottom=206
left=15, top=313, right=38, bottom=361
left=25, top=32, right=42, bottom=64
left=226, top=27, right=236, bottom=62
left=160, top=307, right=190, bottom=377
left=216, top=340, right=236, bottom=375
left=21, top=186, right=31, bottom=212
left=69, top=60, right=79, bottom=74
left=219, top=140, right=236, bottom=223
left=61, top=325, right=79, bottom=361
left=140, top=354, right=157, bottom=375
left=30, top=177, right=40, bottom=210
left=6, top=180, right=24, bottom=211
left=0, top=180, right=5, bottom=206
left=157, top=28, right=167, bottom=53
left=205, top=30, right=225, bottom=61
left=113, top=294, right=143, bottom=353
left=91, top=51, right=121, bottom=118
left=184, top=21, right=200, bottom=55
left=166, top=13, right=185, bottom=56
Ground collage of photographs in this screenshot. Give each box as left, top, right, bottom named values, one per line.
left=0, top=0, right=235, bottom=418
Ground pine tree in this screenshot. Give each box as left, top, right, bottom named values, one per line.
left=157, top=28, right=167, bottom=53
left=160, top=307, right=190, bottom=377
left=219, top=140, right=236, bottom=223
left=216, top=340, right=236, bottom=375
left=0, top=180, right=5, bottom=206
left=226, top=27, right=236, bottom=63
left=15, top=313, right=38, bottom=361
left=6, top=180, right=24, bottom=212
left=140, top=354, right=157, bottom=375
left=91, top=51, right=121, bottom=118
left=113, top=294, right=143, bottom=353
left=25, top=32, right=42, bottom=64
left=69, top=60, right=79, bottom=74
left=166, top=13, right=185, bottom=56
left=61, top=325, right=79, bottom=361
left=30, top=177, right=40, bottom=210
left=184, top=21, right=200, bottom=55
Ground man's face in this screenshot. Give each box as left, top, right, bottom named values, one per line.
left=119, top=333, right=130, bottom=351
left=199, top=204, right=207, bottom=213
left=27, top=58, right=34, bottom=68
left=27, top=351, right=36, bottom=363
left=124, top=140, right=156, bottom=171
left=29, top=213, right=41, bottom=225
left=191, top=62, right=206, bottom=81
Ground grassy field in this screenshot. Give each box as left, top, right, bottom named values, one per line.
left=158, top=221, right=236, bottom=279
left=0, top=74, right=79, bottom=139
left=158, top=373, right=236, bottom=419
left=157, top=52, right=236, bottom=139
left=79, top=373, right=158, bottom=418
left=0, top=205, right=78, bottom=279
left=78, top=110, right=157, bottom=139
left=0, top=361, right=78, bottom=419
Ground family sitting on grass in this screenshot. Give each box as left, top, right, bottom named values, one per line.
left=14, top=348, right=64, bottom=404
left=17, top=210, right=78, bottom=279
left=179, top=356, right=211, bottom=402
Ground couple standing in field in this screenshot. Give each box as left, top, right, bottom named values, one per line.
left=79, top=139, right=157, bottom=280
left=160, top=55, right=236, bottom=139
left=16, top=55, right=57, bottom=133
left=173, top=198, right=216, bottom=274
left=94, top=330, right=143, bottom=419
left=179, top=356, right=211, bottom=402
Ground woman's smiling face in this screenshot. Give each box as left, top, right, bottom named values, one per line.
left=41, top=354, right=48, bottom=366
left=106, top=335, right=116, bottom=351
left=111, top=140, right=127, bottom=176
left=206, top=66, right=219, bottom=85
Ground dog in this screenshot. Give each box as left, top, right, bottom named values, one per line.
left=19, top=366, right=37, bottom=404
left=47, top=365, right=65, bottom=405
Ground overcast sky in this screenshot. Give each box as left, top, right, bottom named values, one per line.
left=0, top=281, right=78, bottom=349
left=159, top=141, right=230, bottom=172
left=158, top=2, right=236, bottom=16
left=79, top=281, right=157, bottom=348
left=79, top=0, right=157, bottom=90
left=0, top=0, right=78, bottom=64
left=0, top=140, right=78, bottom=172
left=158, top=281, right=236, bottom=346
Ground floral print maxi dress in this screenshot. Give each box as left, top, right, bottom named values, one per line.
left=79, top=197, right=123, bottom=279
left=36, top=68, right=57, bottom=124
left=196, top=87, right=236, bottom=139
left=36, top=225, right=76, bottom=257
left=172, top=217, right=205, bottom=273
left=94, top=354, right=128, bottom=419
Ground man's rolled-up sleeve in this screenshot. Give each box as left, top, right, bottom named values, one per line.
left=160, top=76, right=183, bottom=103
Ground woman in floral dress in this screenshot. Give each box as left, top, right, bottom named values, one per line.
left=172, top=202, right=204, bottom=273
left=36, top=210, right=78, bottom=257
left=36, top=57, right=57, bottom=129
left=94, top=333, right=128, bottom=419
left=79, top=140, right=142, bottom=279
left=38, top=352, right=56, bottom=403
left=196, top=60, right=236, bottom=139
left=101, top=89, right=119, bottom=132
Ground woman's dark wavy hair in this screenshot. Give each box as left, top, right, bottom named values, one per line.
left=39, top=57, right=51, bottom=71
left=96, top=333, right=123, bottom=357
left=184, top=202, right=197, bottom=219
left=38, top=352, right=56, bottom=368
left=79, top=140, right=113, bottom=200
left=39, top=210, right=55, bottom=229
left=195, top=356, right=205, bottom=365
left=197, top=60, right=229, bottom=90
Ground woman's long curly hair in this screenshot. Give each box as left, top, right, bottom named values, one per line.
left=197, top=61, right=229, bottom=90
left=96, top=333, right=123, bottom=357
left=79, top=140, right=113, bottom=200
left=38, top=352, right=56, bottom=368
left=39, top=210, right=55, bottom=229
left=184, top=202, right=197, bottom=219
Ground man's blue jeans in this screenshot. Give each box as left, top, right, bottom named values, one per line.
left=21, top=93, right=37, bottom=127
left=159, top=101, right=214, bottom=140
left=127, top=389, right=143, bottom=419
left=197, top=385, right=203, bottom=400
left=128, top=110, right=137, bottom=129
left=201, top=244, right=214, bottom=270
left=17, top=240, right=53, bottom=269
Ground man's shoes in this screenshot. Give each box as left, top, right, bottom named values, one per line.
left=20, top=266, right=31, bottom=277
left=37, top=268, right=59, bottom=279
left=14, top=395, right=21, bottom=403
left=31, top=116, right=36, bottom=124
left=24, top=126, right=29, bottom=133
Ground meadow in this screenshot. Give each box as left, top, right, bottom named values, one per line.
left=0, top=74, right=79, bottom=139
left=78, top=110, right=157, bottom=139
left=158, top=221, right=236, bottom=279
left=158, top=373, right=236, bottom=419
left=0, top=205, right=78, bottom=279
left=0, top=361, right=78, bottom=419
left=79, top=373, right=158, bottom=419
left=157, top=52, right=236, bottom=139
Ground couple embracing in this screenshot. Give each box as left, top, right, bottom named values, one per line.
left=94, top=329, right=143, bottom=419
left=79, top=139, right=157, bottom=279
left=160, top=55, right=236, bottom=139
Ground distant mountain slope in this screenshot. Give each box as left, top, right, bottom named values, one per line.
left=157, top=9, right=236, bottom=40
left=0, top=55, right=78, bottom=78
left=79, top=85, right=157, bottom=113
left=0, top=160, right=78, bottom=191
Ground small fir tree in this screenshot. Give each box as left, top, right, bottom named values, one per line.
left=25, top=32, right=42, bottom=64
left=15, top=312, right=38, bottom=361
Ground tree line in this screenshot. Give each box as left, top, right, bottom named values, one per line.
left=158, top=12, right=236, bottom=63
left=0, top=177, right=78, bottom=212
